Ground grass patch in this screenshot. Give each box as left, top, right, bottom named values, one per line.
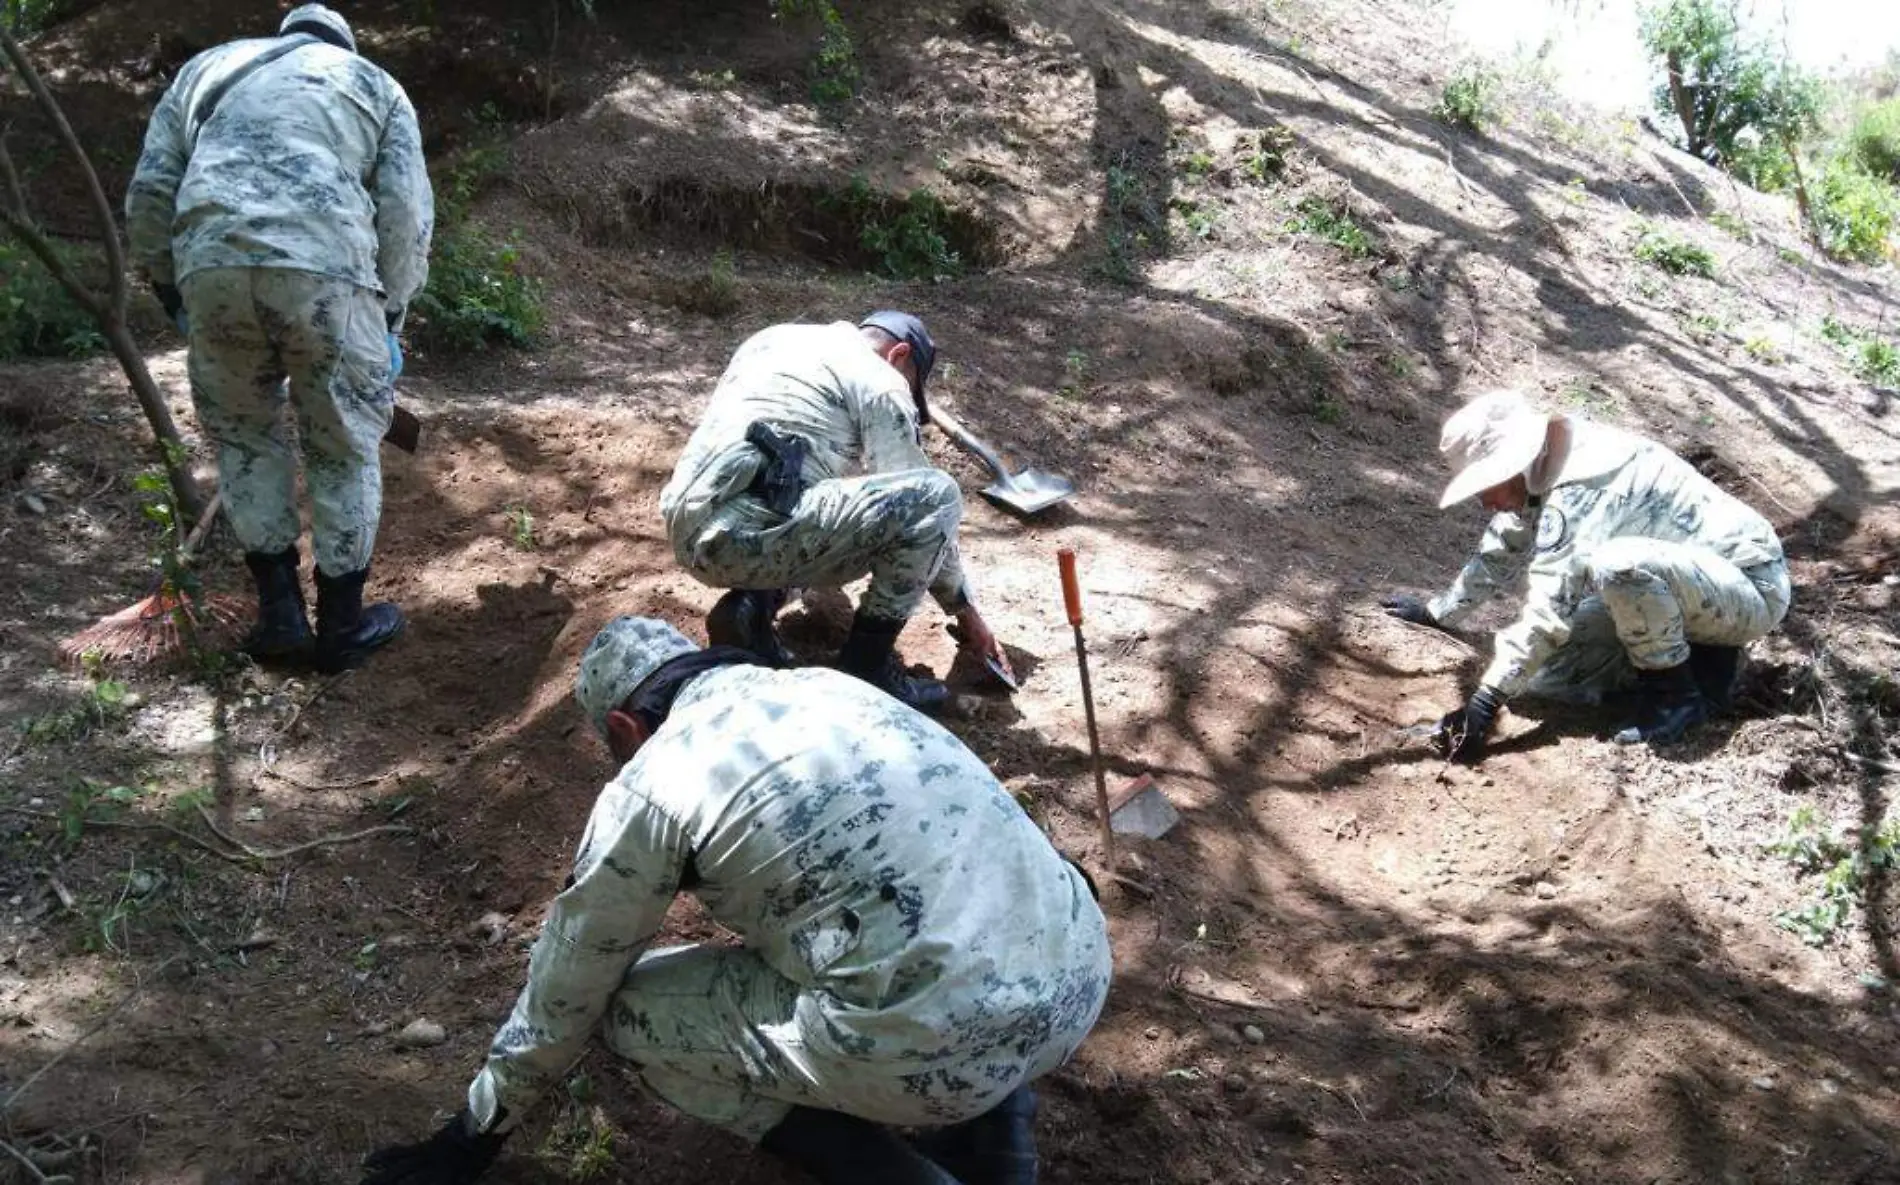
left=660, top=249, right=740, bottom=317
left=1287, top=196, right=1373, bottom=258
left=505, top=505, right=537, bottom=550
left=17, top=678, right=131, bottom=750
left=1707, top=210, right=1753, bottom=241
left=1096, top=156, right=1165, bottom=285
left=1633, top=226, right=1716, bottom=277
left=1819, top=314, right=1900, bottom=387
left=772, top=0, right=860, bottom=109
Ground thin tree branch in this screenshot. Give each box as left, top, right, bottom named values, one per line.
left=194, top=804, right=412, bottom=860
left=0, top=1137, right=52, bottom=1184
left=0, top=21, right=128, bottom=314
left=0, top=125, right=28, bottom=219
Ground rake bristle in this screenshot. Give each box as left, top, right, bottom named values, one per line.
left=60, top=590, right=252, bottom=666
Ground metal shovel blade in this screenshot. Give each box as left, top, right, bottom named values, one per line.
left=982, top=469, right=1074, bottom=516
left=932, top=405, right=1075, bottom=518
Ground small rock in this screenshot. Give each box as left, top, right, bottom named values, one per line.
left=396, top=1018, right=447, bottom=1048
left=362, top=1020, right=391, bottom=1037
left=470, top=911, right=511, bottom=946
left=19, top=492, right=46, bottom=515
left=1751, top=1075, right=1776, bottom=1091
left=1241, top=1024, right=1266, bottom=1045
left=1820, top=1078, right=1840, bottom=1095
left=237, top=929, right=278, bottom=952
left=1142, top=1026, right=1161, bottom=1041
left=1222, top=1073, right=1249, bottom=1094
left=1534, top=881, right=1558, bottom=900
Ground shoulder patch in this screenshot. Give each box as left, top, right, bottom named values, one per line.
left=1535, top=505, right=1571, bottom=552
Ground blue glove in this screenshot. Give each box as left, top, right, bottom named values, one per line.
left=174, top=310, right=190, bottom=338
left=387, top=333, right=404, bottom=381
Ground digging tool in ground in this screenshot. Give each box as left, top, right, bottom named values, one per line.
left=934, top=403, right=1074, bottom=517
left=1058, top=549, right=1178, bottom=880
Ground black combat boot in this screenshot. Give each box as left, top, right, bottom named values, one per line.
left=242, top=547, right=312, bottom=663
left=705, top=588, right=796, bottom=666
left=837, top=610, right=949, bottom=715
left=1613, top=661, right=1709, bottom=746
left=761, top=1107, right=961, bottom=1185
left=313, top=567, right=405, bottom=673
left=912, top=1087, right=1040, bottom=1185
left=1687, top=643, right=1742, bottom=711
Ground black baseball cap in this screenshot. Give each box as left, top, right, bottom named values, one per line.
left=859, top=310, right=936, bottom=400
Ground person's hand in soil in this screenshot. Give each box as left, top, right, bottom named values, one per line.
left=360, top=1110, right=508, bottom=1185
left=1380, top=593, right=1444, bottom=630
left=953, top=604, right=1015, bottom=684
left=1433, top=686, right=1503, bottom=764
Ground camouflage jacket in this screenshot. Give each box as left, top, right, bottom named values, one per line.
left=125, top=35, right=433, bottom=316
left=467, top=664, right=1110, bottom=1131
left=1428, top=420, right=1784, bottom=697
left=659, top=322, right=971, bottom=612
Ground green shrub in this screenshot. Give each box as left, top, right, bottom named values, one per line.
left=772, top=0, right=860, bottom=108
left=1846, top=98, right=1900, bottom=183
left=412, top=225, right=544, bottom=350
left=1817, top=314, right=1900, bottom=386
left=1812, top=158, right=1897, bottom=264
left=1633, top=226, right=1716, bottom=277
left=830, top=177, right=964, bottom=281
left=1728, top=138, right=1796, bottom=193
left=0, top=240, right=105, bottom=359
left=1, top=0, right=72, bottom=34
left=1434, top=65, right=1500, bottom=133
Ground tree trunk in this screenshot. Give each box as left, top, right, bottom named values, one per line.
left=101, top=320, right=209, bottom=525
left=0, top=20, right=209, bottom=525
left=1781, top=135, right=1824, bottom=251
left=1664, top=48, right=1703, bottom=157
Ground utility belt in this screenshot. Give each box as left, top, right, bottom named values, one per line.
left=744, top=420, right=808, bottom=517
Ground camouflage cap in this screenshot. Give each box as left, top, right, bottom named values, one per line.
left=279, top=4, right=356, bottom=52
left=574, top=616, right=698, bottom=740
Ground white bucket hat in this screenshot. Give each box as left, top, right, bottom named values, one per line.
left=573, top=616, right=697, bottom=740
left=1436, top=390, right=1553, bottom=509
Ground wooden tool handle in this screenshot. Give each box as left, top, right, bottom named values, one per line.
left=1058, top=547, right=1082, bottom=626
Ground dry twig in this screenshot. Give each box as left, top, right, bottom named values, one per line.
left=194, top=804, right=410, bottom=860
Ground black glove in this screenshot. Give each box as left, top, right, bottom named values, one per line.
left=1433, top=685, right=1503, bottom=764
left=360, top=1110, right=508, bottom=1185
left=386, top=303, right=407, bottom=333
left=152, top=283, right=183, bottom=317
left=1380, top=593, right=1441, bottom=629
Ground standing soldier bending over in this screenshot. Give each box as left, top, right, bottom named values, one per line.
left=660, top=312, right=1011, bottom=714
left=359, top=615, right=1111, bottom=1185
left=1383, top=390, right=1790, bottom=761
left=126, top=4, right=434, bottom=672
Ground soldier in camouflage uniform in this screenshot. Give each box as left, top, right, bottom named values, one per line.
left=659, top=312, right=1012, bottom=714
left=126, top=4, right=433, bottom=673
left=1382, top=390, right=1790, bottom=760
left=359, top=616, right=1112, bottom=1185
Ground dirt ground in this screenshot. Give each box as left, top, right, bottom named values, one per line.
left=3, top=0, right=1899, bottom=1182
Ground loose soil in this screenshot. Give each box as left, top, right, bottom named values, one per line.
left=2, top=1, right=1898, bottom=1183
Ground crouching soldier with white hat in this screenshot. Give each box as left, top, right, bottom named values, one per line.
left=358, top=616, right=1111, bottom=1185
left=1382, top=390, right=1790, bottom=762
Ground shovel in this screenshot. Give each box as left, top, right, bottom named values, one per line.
left=930, top=404, right=1074, bottom=516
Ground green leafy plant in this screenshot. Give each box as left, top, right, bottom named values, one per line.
left=772, top=0, right=860, bottom=108
left=832, top=177, right=964, bottom=281
left=1179, top=148, right=1217, bottom=182
left=1812, top=158, right=1897, bottom=264
left=1, top=0, right=72, bottom=35
left=22, top=678, right=131, bottom=751
left=1707, top=210, right=1753, bottom=241
left=1633, top=226, right=1716, bottom=277
left=1769, top=804, right=1900, bottom=947
left=1058, top=348, right=1091, bottom=400
left=538, top=1089, right=617, bottom=1180
left=1287, top=196, right=1372, bottom=258
left=1172, top=198, right=1219, bottom=241
left=1820, top=315, right=1900, bottom=387
left=663, top=249, right=740, bottom=316
left=1742, top=334, right=1780, bottom=363
left=1435, top=64, right=1500, bottom=132
left=1242, top=126, right=1294, bottom=185
left=505, top=505, right=537, bottom=551
left=1312, top=393, right=1346, bottom=424
left=1846, top=97, right=1900, bottom=183
left=412, top=147, right=544, bottom=351
left=0, top=239, right=105, bottom=359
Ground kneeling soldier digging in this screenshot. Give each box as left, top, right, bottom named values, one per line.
left=360, top=615, right=1111, bottom=1185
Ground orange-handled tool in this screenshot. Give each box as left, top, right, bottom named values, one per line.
left=1058, top=548, right=1115, bottom=872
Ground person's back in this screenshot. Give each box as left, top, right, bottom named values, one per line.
left=625, top=661, right=1105, bottom=1108
left=127, top=29, right=430, bottom=307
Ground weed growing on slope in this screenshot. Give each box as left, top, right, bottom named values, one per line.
left=1634, top=226, right=1716, bottom=277
left=1288, top=196, right=1372, bottom=258
left=1768, top=803, right=1900, bottom=947
left=1818, top=315, right=1900, bottom=387
left=1435, top=65, right=1500, bottom=132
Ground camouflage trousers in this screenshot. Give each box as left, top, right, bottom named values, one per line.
left=678, top=468, right=962, bottom=620
left=179, top=267, right=394, bottom=575
left=1528, top=542, right=1791, bottom=703
left=600, top=941, right=1102, bottom=1143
